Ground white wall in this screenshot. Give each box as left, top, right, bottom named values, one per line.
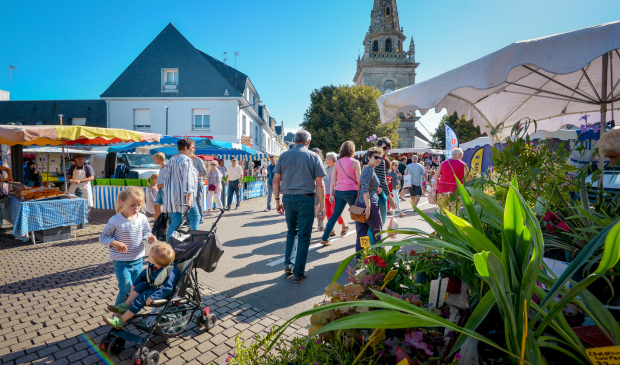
left=107, top=99, right=239, bottom=143
left=0, top=90, right=9, bottom=101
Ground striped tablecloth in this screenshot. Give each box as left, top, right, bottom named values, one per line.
left=245, top=181, right=266, bottom=199
left=92, top=185, right=148, bottom=210
left=3, top=195, right=88, bottom=242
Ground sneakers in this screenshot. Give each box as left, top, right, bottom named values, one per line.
left=264, top=208, right=271, bottom=212
left=234, top=206, right=240, bottom=210
left=294, top=275, right=307, bottom=284
left=107, top=302, right=130, bottom=314
left=284, top=264, right=294, bottom=275
left=103, top=315, right=125, bottom=329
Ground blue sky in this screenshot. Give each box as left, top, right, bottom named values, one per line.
left=1, top=0, right=618, bottom=139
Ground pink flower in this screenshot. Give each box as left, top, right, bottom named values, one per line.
left=557, top=221, right=570, bottom=232
left=456, top=353, right=462, bottom=359
left=546, top=223, right=556, bottom=234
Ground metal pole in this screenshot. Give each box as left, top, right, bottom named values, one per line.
left=165, top=107, right=169, bottom=135
left=599, top=53, right=609, bottom=184
left=413, top=118, right=416, bottom=148
left=62, top=140, right=68, bottom=192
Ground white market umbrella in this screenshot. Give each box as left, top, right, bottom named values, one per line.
left=378, top=21, right=620, bottom=145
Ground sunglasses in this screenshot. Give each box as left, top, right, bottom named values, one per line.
left=371, top=155, right=382, bottom=160
left=382, top=146, right=391, bottom=151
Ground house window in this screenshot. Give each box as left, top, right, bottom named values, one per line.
left=193, top=109, right=210, bottom=130
left=72, top=118, right=86, bottom=126
left=134, top=109, right=151, bottom=131
left=372, top=40, right=379, bottom=52
left=385, top=7, right=390, bottom=16
left=242, top=115, right=247, bottom=136
left=162, top=68, right=179, bottom=91
left=385, top=39, right=392, bottom=52
left=255, top=126, right=258, bottom=142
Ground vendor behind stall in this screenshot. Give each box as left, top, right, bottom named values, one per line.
left=68, top=154, right=94, bottom=207
left=23, top=161, right=39, bottom=187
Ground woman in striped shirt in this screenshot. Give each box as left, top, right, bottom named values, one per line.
left=100, top=187, right=156, bottom=305
left=162, top=138, right=200, bottom=242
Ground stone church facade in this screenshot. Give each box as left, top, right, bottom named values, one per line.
left=354, top=0, right=425, bottom=148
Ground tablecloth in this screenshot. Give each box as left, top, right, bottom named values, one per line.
left=3, top=195, right=88, bottom=241
left=92, top=185, right=148, bottom=210
left=245, top=181, right=266, bottom=199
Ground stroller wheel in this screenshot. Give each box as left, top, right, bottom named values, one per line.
left=205, top=313, right=217, bottom=331
left=146, top=350, right=160, bottom=365
left=107, top=336, right=125, bottom=357
left=132, top=347, right=149, bottom=365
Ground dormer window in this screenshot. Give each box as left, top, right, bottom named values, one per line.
left=162, top=68, right=178, bottom=92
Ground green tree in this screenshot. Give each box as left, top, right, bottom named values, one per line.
left=301, top=85, right=400, bottom=153
left=430, top=112, right=484, bottom=149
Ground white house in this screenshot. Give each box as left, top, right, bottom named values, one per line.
left=101, top=23, right=286, bottom=156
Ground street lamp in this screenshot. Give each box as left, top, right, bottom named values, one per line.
left=164, top=100, right=171, bottom=135
left=9, top=65, right=15, bottom=94
left=239, top=100, right=262, bottom=110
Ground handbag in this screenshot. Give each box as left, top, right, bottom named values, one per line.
left=349, top=169, right=374, bottom=223
left=151, top=212, right=169, bottom=242
left=208, top=184, right=217, bottom=191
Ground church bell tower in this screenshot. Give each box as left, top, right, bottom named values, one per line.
left=354, top=0, right=421, bottom=147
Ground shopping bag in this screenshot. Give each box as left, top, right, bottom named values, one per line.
left=152, top=212, right=169, bottom=242
left=388, top=216, right=399, bottom=239
left=403, top=174, right=412, bottom=188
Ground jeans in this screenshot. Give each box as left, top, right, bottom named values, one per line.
left=128, top=282, right=157, bottom=314
left=321, top=190, right=357, bottom=241
left=227, top=180, right=241, bottom=208
left=283, top=194, right=315, bottom=277
left=266, top=183, right=273, bottom=210
left=166, top=204, right=201, bottom=242
left=356, top=202, right=382, bottom=253
left=113, top=258, right=144, bottom=305
left=325, top=194, right=344, bottom=225
left=196, top=183, right=204, bottom=221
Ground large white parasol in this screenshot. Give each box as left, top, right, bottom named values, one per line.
left=378, top=21, right=620, bottom=145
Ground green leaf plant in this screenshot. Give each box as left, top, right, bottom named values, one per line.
left=264, top=176, right=620, bottom=364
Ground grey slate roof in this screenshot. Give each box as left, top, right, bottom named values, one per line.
left=0, top=100, right=106, bottom=127
left=284, top=132, right=295, bottom=143
left=101, top=23, right=246, bottom=98
left=275, top=126, right=283, bottom=135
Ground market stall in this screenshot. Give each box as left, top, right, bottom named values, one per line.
left=22, top=147, right=107, bottom=188
left=0, top=125, right=160, bottom=244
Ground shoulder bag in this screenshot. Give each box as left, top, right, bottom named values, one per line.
left=349, top=169, right=374, bottom=223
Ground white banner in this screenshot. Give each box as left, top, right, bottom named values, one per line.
left=445, top=124, right=459, bottom=159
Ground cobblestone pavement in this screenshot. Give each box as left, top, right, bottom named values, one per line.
left=0, top=196, right=306, bottom=365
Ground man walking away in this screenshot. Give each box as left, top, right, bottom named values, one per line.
left=405, top=155, right=427, bottom=207
left=398, top=156, right=408, bottom=201
left=226, top=157, right=243, bottom=210
left=191, top=153, right=207, bottom=224
left=265, top=156, right=276, bottom=212
left=217, top=159, right=227, bottom=208
left=273, top=130, right=326, bottom=283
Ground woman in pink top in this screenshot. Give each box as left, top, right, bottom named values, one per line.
left=431, top=148, right=471, bottom=215
left=321, top=141, right=361, bottom=246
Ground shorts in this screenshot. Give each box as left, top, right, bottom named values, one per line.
left=408, top=185, right=422, bottom=196
left=155, top=189, right=164, bottom=205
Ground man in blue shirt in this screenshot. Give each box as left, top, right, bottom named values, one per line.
left=265, top=156, right=276, bottom=212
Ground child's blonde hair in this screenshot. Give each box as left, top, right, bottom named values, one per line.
left=153, top=152, right=166, bottom=163
left=148, top=173, right=159, bottom=185
left=150, top=243, right=175, bottom=267
left=116, top=186, right=145, bottom=214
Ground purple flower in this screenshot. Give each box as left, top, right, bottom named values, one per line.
left=456, top=353, right=462, bottom=359
left=226, top=354, right=235, bottom=363
left=301, top=346, right=305, bottom=350
left=380, top=351, right=385, bottom=355
left=317, top=339, right=322, bottom=344
left=580, top=114, right=590, bottom=122
left=404, top=331, right=433, bottom=356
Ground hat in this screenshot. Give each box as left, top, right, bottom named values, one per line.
left=74, top=154, right=85, bottom=158
left=230, top=157, right=237, bottom=161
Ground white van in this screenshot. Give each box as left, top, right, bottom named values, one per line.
left=90, top=152, right=160, bottom=179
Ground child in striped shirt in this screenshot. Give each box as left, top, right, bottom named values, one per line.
left=100, top=187, right=156, bottom=305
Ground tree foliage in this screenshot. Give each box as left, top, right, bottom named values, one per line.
left=430, top=112, right=484, bottom=149
left=301, top=85, right=400, bottom=153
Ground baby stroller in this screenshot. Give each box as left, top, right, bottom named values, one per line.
left=100, top=209, right=225, bottom=365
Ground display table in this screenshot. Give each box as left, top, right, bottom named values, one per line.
left=92, top=185, right=148, bottom=210
left=245, top=181, right=266, bottom=199
left=3, top=195, right=88, bottom=243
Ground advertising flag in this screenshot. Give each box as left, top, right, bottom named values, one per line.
left=445, top=124, right=459, bottom=159
left=470, top=147, right=484, bottom=177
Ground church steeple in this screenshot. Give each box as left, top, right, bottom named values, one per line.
left=369, top=0, right=401, bottom=33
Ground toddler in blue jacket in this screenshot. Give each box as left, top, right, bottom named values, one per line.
left=104, top=243, right=181, bottom=329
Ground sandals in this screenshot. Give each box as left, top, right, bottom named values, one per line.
left=321, top=240, right=332, bottom=246
left=329, top=230, right=336, bottom=237
left=107, top=302, right=130, bottom=314
left=399, top=211, right=405, bottom=218
left=103, top=315, right=125, bottom=329
left=341, top=226, right=350, bottom=236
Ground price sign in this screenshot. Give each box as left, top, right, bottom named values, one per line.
left=360, top=236, right=371, bottom=249
left=587, top=346, right=620, bottom=364
left=380, top=270, right=399, bottom=290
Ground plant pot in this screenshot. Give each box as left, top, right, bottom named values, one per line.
left=543, top=248, right=567, bottom=262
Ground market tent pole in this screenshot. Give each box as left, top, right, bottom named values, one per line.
left=62, top=140, right=68, bottom=192
left=599, top=52, right=609, bottom=183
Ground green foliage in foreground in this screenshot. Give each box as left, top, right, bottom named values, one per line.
left=263, top=176, right=620, bottom=364
left=228, top=328, right=385, bottom=365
